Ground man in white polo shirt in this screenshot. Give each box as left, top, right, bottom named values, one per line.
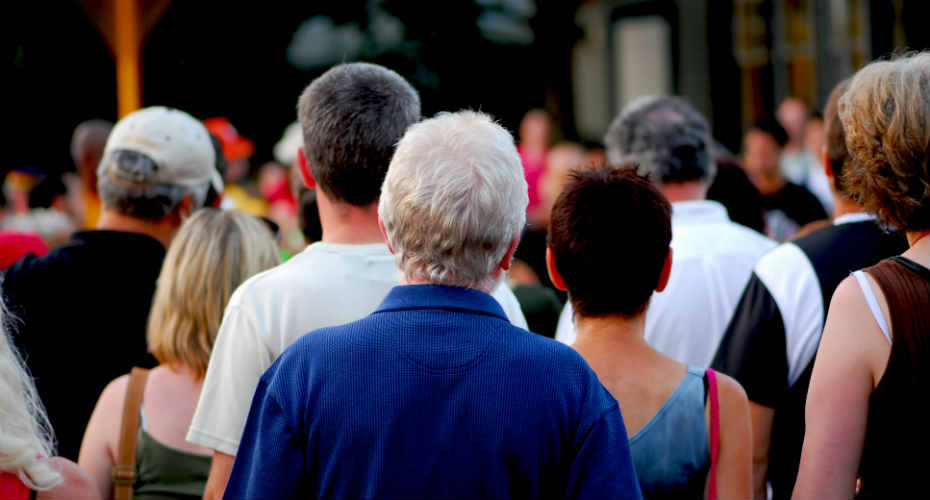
left=188, top=63, right=527, bottom=499
left=554, top=96, right=775, bottom=368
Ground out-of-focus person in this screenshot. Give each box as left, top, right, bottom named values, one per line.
left=556, top=96, right=776, bottom=368
left=205, top=117, right=266, bottom=217
left=776, top=97, right=814, bottom=183
left=742, top=118, right=828, bottom=241
left=517, top=109, right=552, bottom=217
left=706, top=141, right=767, bottom=235
left=225, top=110, right=642, bottom=500
left=713, top=77, right=908, bottom=499
left=794, top=52, right=930, bottom=499
left=188, top=63, right=527, bottom=500
left=79, top=209, right=279, bottom=500
left=0, top=293, right=99, bottom=500
left=549, top=166, right=751, bottom=499
left=800, top=112, right=833, bottom=213
left=2, top=106, right=223, bottom=461
left=70, top=120, right=113, bottom=229
left=0, top=182, right=49, bottom=269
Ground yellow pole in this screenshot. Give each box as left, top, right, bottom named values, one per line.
left=113, top=0, right=141, bottom=118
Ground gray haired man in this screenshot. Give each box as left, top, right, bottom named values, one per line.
left=555, top=96, right=775, bottom=367
left=4, top=106, right=222, bottom=460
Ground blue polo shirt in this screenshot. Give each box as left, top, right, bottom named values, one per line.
left=225, top=284, right=641, bottom=499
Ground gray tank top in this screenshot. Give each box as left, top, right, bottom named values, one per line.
left=629, top=365, right=709, bottom=499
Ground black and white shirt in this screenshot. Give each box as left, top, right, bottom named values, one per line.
left=711, top=213, right=907, bottom=499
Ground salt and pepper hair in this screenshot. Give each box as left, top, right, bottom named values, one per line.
left=839, top=51, right=930, bottom=231
left=0, top=292, right=62, bottom=491
left=379, top=111, right=528, bottom=292
left=604, top=95, right=715, bottom=184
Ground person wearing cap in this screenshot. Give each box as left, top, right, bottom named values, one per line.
left=2, top=106, right=222, bottom=461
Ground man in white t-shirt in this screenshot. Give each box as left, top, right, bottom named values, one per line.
left=554, top=96, right=775, bottom=367
left=188, top=63, right=527, bottom=499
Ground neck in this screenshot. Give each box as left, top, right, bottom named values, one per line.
left=660, top=181, right=707, bottom=203
left=96, top=209, right=173, bottom=248
left=573, top=312, right=649, bottom=358
left=831, top=195, right=864, bottom=220
left=750, top=171, right=786, bottom=195
left=904, top=230, right=930, bottom=268
left=316, top=189, right=385, bottom=244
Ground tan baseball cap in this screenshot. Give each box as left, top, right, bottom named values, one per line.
left=99, top=107, right=224, bottom=194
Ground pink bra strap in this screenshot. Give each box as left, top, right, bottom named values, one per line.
left=706, top=368, right=720, bottom=500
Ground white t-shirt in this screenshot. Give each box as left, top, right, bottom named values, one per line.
left=555, top=200, right=776, bottom=367
left=188, top=241, right=527, bottom=455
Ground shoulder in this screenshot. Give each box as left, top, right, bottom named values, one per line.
left=713, top=372, right=749, bottom=408
left=38, top=457, right=100, bottom=500
left=754, top=241, right=811, bottom=283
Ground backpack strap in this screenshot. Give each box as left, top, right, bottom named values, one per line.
left=113, top=367, right=149, bottom=500
left=706, top=368, right=721, bottom=500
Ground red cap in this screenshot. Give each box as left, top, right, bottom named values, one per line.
left=204, top=117, right=255, bottom=161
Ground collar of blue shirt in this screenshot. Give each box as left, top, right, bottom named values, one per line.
left=374, top=284, right=509, bottom=321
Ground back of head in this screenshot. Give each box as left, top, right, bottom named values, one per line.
left=97, top=107, right=224, bottom=221
left=824, top=78, right=852, bottom=196
left=548, top=167, right=672, bottom=317
left=146, top=209, right=280, bottom=378
left=0, top=295, right=61, bottom=491
left=298, top=63, right=421, bottom=206
left=71, top=119, right=113, bottom=174
left=379, top=111, right=528, bottom=292
left=604, top=96, right=714, bottom=185
left=839, top=52, right=930, bottom=231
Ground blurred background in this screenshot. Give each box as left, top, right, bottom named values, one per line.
left=9, top=0, right=930, bottom=174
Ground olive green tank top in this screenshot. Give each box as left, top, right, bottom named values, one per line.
left=133, top=409, right=211, bottom=500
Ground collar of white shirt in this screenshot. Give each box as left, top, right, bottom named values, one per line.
left=671, top=200, right=731, bottom=225
left=833, top=212, right=876, bottom=225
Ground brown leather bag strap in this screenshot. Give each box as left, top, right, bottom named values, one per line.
left=113, top=367, right=149, bottom=500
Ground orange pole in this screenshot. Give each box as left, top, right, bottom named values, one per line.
left=113, top=0, right=141, bottom=117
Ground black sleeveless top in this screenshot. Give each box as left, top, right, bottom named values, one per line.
left=857, top=256, right=930, bottom=498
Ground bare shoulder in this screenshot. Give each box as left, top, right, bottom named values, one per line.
left=95, top=374, right=131, bottom=413
left=713, top=372, right=750, bottom=419
left=38, top=457, right=101, bottom=500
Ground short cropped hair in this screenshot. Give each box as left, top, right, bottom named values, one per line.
left=379, top=111, right=528, bottom=292
left=147, top=209, right=280, bottom=378
left=839, top=52, right=930, bottom=230
left=548, top=167, right=672, bottom=317
left=824, top=78, right=852, bottom=195
left=604, top=96, right=715, bottom=184
left=750, top=117, right=790, bottom=148
left=298, top=62, right=421, bottom=206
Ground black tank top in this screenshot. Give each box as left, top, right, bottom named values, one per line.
left=857, top=256, right=930, bottom=498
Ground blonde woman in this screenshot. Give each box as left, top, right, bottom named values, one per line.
left=79, top=209, right=279, bottom=499
left=0, top=292, right=99, bottom=499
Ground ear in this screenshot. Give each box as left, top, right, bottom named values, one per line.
left=822, top=145, right=833, bottom=179
left=656, top=248, right=673, bottom=292
left=545, top=247, right=568, bottom=291
left=297, top=147, right=316, bottom=189
left=170, top=195, right=195, bottom=227
left=498, top=235, right=520, bottom=272
left=378, top=216, right=394, bottom=254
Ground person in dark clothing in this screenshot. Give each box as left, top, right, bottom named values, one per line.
left=3, top=106, right=223, bottom=460
left=713, top=78, right=908, bottom=499
left=742, top=117, right=828, bottom=241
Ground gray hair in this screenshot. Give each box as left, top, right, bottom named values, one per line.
left=0, top=289, right=62, bottom=490
left=604, top=95, right=715, bottom=184
left=379, top=111, right=528, bottom=292
left=98, top=150, right=208, bottom=220
left=298, top=62, right=421, bottom=206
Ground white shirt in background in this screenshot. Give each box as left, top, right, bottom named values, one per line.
left=188, top=241, right=527, bottom=455
left=555, top=200, right=776, bottom=367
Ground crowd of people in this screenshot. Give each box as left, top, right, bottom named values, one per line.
left=0, top=48, right=926, bottom=500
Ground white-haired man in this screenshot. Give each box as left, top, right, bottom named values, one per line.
left=225, top=111, right=642, bottom=499
left=3, top=107, right=222, bottom=460
left=555, top=96, right=776, bottom=368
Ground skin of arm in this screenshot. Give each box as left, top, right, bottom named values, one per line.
left=78, top=375, right=129, bottom=499
left=202, top=452, right=235, bottom=500
left=709, top=373, right=753, bottom=500
left=792, top=276, right=889, bottom=499
left=38, top=457, right=102, bottom=500
left=748, top=402, right=774, bottom=499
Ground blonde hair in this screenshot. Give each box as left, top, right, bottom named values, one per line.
left=147, top=209, right=280, bottom=377
left=0, top=291, right=62, bottom=490
left=839, top=51, right=930, bottom=230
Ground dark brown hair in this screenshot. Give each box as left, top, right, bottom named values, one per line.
left=548, top=166, right=672, bottom=317
left=824, top=78, right=852, bottom=196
